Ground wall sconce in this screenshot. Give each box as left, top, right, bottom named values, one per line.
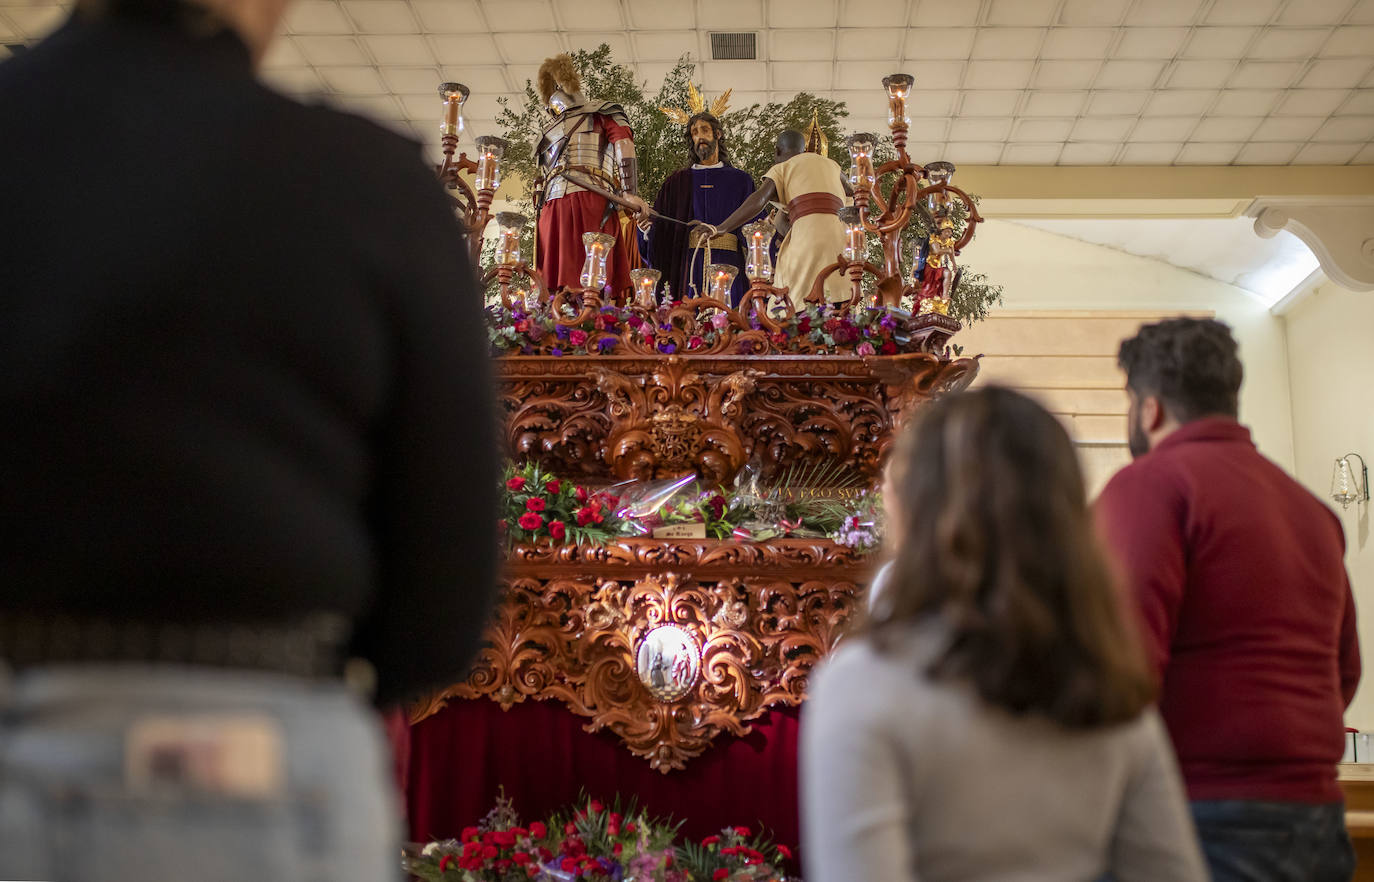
left=1332, top=453, right=1369, bottom=510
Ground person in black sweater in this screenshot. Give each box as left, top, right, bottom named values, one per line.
left=0, top=0, right=498, bottom=877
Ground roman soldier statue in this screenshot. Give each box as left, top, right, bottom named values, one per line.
left=533, top=53, right=647, bottom=297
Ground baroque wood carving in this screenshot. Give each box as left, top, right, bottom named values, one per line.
left=408, top=539, right=865, bottom=772
left=500, top=351, right=979, bottom=486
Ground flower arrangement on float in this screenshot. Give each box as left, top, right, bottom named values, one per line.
left=486, top=301, right=921, bottom=359
left=499, top=463, right=882, bottom=552
left=403, top=795, right=796, bottom=882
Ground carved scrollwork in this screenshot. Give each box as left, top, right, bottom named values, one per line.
left=408, top=539, right=864, bottom=772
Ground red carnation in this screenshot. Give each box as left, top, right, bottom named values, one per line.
left=612, top=842, right=623, bottom=856
left=548, top=520, right=566, bottom=541
left=564, top=822, right=577, bottom=835
left=713, top=870, right=729, bottom=881
left=777, top=844, right=793, bottom=860
left=496, top=859, right=512, bottom=871
left=525, top=496, right=546, bottom=512
left=492, top=829, right=517, bottom=848
left=439, top=855, right=456, bottom=872
left=513, top=852, right=532, bottom=865
left=546, top=479, right=561, bottom=494
left=561, top=857, right=580, bottom=873
left=702, top=835, right=720, bottom=848
left=481, top=845, right=499, bottom=860
left=462, top=826, right=481, bottom=843
left=462, top=841, right=481, bottom=857
left=589, top=799, right=604, bottom=814
left=529, top=822, right=547, bottom=839
left=733, top=826, right=752, bottom=837
left=518, top=512, right=543, bottom=531
left=506, top=477, right=526, bottom=491
left=625, top=822, right=636, bottom=834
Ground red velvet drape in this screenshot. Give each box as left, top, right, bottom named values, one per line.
left=403, top=698, right=802, bottom=855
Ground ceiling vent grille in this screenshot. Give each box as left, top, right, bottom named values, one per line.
left=710, top=32, right=757, bottom=60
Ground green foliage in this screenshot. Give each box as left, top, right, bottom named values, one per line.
left=490, top=44, right=1002, bottom=326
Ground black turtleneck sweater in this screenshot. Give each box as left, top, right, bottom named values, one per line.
left=0, top=11, right=499, bottom=705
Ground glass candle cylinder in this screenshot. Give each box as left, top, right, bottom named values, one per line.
left=707, top=263, right=738, bottom=301
left=493, top=212, right=526, bottom=266
left=475, top=135, right=507, bottom=191
left=924, top=160, right=956, bottom=212
left=742, top=220, right=775, bottom=282
left=882, top=73, right=914, bottom=129
left=846, top=133, right=877, bottom=192
left=630, top=268, right=661, bottom=306
left=837, top=206, right=865, bottom=262
left=579, top=232, right=616, bottom=290
left=438, top=82, right=469, bottom=138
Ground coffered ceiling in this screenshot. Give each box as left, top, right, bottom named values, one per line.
left=4, top=0, right=1373, bottom=167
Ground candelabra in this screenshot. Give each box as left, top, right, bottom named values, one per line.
left=485, top=211, right=548, bottom=311
left=809, top=73, right=985, bottom=312
left=435, top=82, right=509, bottom=268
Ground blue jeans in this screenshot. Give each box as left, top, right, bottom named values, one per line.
left=0, top=664, right=401, bottom=882
left=1190, top=800, right=1354, bottom=882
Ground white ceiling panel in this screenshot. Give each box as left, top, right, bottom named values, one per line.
left=904, top=142, right=949, bottom=161
left=1041, top=27, right=1116, bottom=58
left=904, top=28, right=976, bottom=59
left=964, top=59, right=1036, bottom=89
left=1059, top=0, right=1131, bottom=27
left=411, top=1, right=482, bottom=33
left=837, top=28, right=901, bottom=59
left=1116, top=27, right=1190, bottom=58
left=960, top=90, right=1023, bottom=116
left=342, top=2, right=417, bottom=34
left=322, top=65, right=391, bottom=93
left=769, top=30, right=834, bottom=61
left=1236, top=141, right=1304, bottom=162
left=767, top=0, right=836, bottom=27
left=1206, top=0, right=1284, bottom=26
left=1211, top=89, right=1282, bottom=115
left=428, top=34, right=504, bottom=65
left=698, top=0, right=764, bottom=28
left=1275, top=88, right=1354, bottom=115
left=1176, top=141, right=1244, bottom=162
left=552, top=0, right=624, bottom=30
left=1023, top=90, right=1090, bottom=116
left=296, top=35, right=370, bottom=65
left=1144, top=89, right=1219, bottom=115
left=971, top=28, right=1045, bottom=59
left=8, top=0, right=1364, bottom=170
left=363, top=34, right=432, bottom=64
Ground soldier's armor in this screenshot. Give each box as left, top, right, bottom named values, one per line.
left=537, top=100, right=631, bottom=202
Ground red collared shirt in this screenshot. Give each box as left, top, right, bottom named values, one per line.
left=1095, top=417, right=1360, bottom=804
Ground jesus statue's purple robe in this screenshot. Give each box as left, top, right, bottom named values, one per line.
left=648, top=163, right=757, bottom=305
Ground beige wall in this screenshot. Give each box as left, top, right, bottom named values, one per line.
left=1283, top=280, right=1374, bottom=730
left=960, top=219, right=1296, bottom=473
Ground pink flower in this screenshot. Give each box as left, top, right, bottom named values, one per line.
left=856, top=342, right=876, bottom=356
left=569, top=328, right=588, bottom=346
left=710, top=312, right=729, bottom=329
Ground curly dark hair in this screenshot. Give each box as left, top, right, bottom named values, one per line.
left=866, top=386, right=1155, bottom=729
left=1118, top=317, right=1242, bottom=421
left=684, top=112, right=730, bottom=165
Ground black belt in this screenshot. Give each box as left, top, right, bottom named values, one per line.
left=0, top=611, right=348, bottom=679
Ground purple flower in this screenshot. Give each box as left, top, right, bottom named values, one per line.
left=521, top=344, right=534, bottom=355
left=551, top=347, right=564, bottom=357
left=657, top=341, right=677, bottom=354
left=880, top=313, right=898, bottom=330
left=627, top=315, right=644, bottom=330
left=710, top=312, right=729, bottom=330
left=555, top=324, right=570, bottom=340
left=597, top=336, right=618, bottom=352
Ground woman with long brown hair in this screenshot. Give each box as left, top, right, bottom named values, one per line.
left=800, top=387, right=1206, bottom=882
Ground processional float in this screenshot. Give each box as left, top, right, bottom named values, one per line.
left=412, top=74, right=985, bottom=774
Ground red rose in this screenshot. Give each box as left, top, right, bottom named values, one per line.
left=548, top=520, right=566, bottom=541
left=777, top=844, right=793, bottom=860
left=575, top=486, right=589, bottom=503
left=798, top=316, right=812, bottom=333
left=462, top=826, right=481, bottom=843
left=688, top=335, right=704, bottom=350
left=518, top=512, right=543, bottom=531
left=513, top=319, right=530, bottom=333
left=713, top=870, right=729, bottom=881
left=529, top=822, right=547, bottom=839
left=771, top=331, right=789, bottom=346
left=546, top=479, right=561, bottom=494
left=576, top=506, right=595, bottom=527
left=525, top=496, right=546, bottom=512
left=880, top=340, right=897, bottom=355
left=702, top=835, right=720, bottom=848
left=506, top=477, right=526, bottom=491
left=496, top=859, right=512, bottom=871
left=569, top=328, right=588, bottom=346
left=733, top=826, right=751, bottom=838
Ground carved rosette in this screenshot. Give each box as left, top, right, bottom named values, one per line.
left=408, top=539, right=864, bottom=773
left=500, top=352, right=979, bottom=485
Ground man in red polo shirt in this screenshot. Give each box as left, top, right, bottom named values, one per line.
left=1095, top=317, right=1360, bottom=882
